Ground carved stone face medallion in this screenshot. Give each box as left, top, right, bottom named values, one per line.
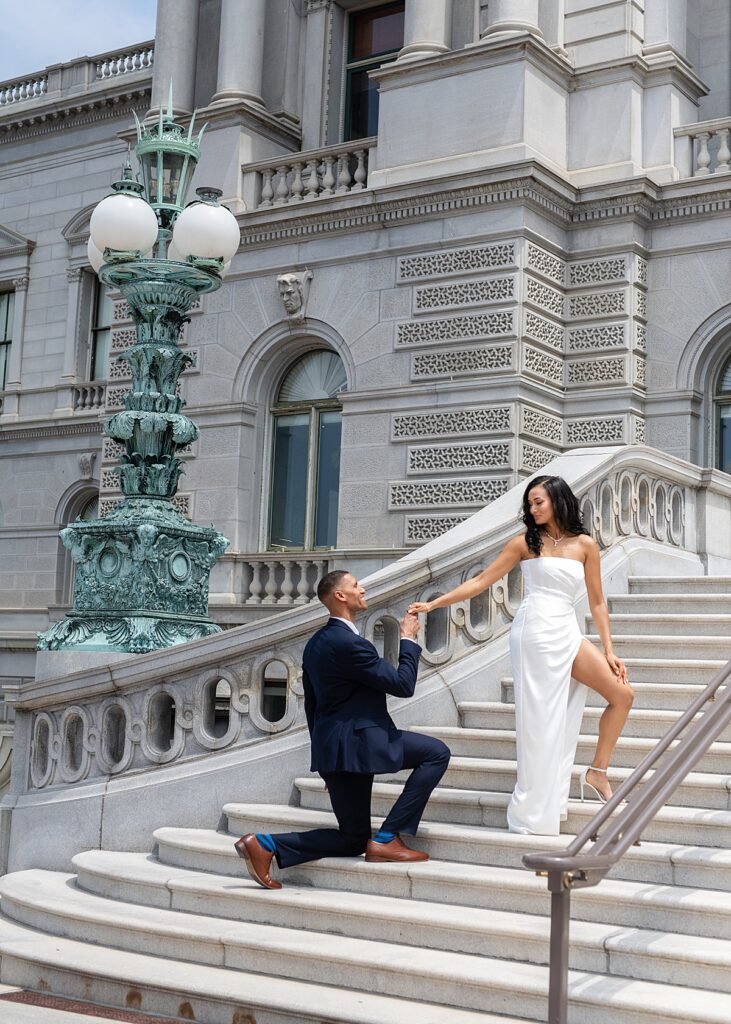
left=276, top=270, right=313, bottom=324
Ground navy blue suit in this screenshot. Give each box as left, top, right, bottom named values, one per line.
left=271, top=618, right=451, bottom=869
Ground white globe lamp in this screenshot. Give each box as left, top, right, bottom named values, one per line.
left=87, top=237, right=105, bottom=274
left=90, top=190, right=159, bottom=255
left=172, top=188, right=240, bottom=262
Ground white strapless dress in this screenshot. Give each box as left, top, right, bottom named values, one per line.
left=506, top=557, right=588, bottom=836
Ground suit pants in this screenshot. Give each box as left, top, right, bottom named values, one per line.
left=271, top=730, right=450, bottom=869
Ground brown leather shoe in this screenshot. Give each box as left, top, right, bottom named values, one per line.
left=364, top=836, right=429, bottom=863
left=234, top=833, right=282, bottom=889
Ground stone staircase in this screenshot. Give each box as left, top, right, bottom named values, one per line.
left=1, top=573, right=731, bottom=1022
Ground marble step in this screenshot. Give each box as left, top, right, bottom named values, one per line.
left=71, top=849, right=731, bottom=993
left=586, top=658, right=724, bottom=685
left=421, top=727, right=731, bottom=776
left=0, top=913, right=511, bottom=1024
left=609, top=594, right=731, bottom=615
left=164, top=808, right=731, bottom=891
left=501, top=680, right=712, bottom=712
left=430, top=754, right=731, bottom=811
left=586, top=614, right=731, bottom=637
left=1, top=872, right=730, bottom=1024
left=629, top=577, right=731, bottom=595
left=296, top=778, right=731, bottom=847
left=458, top=703, right=720, bottom=741
left=596, top=636, right=731, bottom=660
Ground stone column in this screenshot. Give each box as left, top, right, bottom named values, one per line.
left=397, top=0, right=452, bottom=62
left=643, top=0, right=687, bottom=59
left=0, top=275, right=28, bottom=419
left=150, top=0, right=200, bottom=115
left=482, top=0, right=544, bottom=38
left=211, top=0, right=267, bottom=106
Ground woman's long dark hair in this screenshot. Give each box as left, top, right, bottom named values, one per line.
left=521, top=475, right=589, bottom=557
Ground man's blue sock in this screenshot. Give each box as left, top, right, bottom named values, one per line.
left=255, top=832, right=277, bottom=854
left=372, top=830, right=396, bottom=844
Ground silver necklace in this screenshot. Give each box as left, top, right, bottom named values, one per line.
left=544, top=529, right=565, bottom=547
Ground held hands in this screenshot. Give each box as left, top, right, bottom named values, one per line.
left=605, top=651, right=629, bottom=684
left=399, top=611, right=420, bottom=641
left=407, top=601, right=430, bottom=615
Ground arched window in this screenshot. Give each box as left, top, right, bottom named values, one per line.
left=716, top=353, right=731, bottom=474
left=268, top=350, right=346, bottom=549
left=58, top=492, right=99, bottom=605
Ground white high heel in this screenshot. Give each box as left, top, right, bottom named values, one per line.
left=580, top=766, right=609, bottom=803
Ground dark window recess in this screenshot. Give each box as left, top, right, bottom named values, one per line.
left=344, top=2, right=404, bottom=141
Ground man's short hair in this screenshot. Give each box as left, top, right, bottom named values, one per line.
left=317, top=569, right=350, bottom=604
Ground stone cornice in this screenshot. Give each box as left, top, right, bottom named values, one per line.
left=571, top=53, right=708, bottom=103
left=0, top=420, right=102, bottom=442
left=237, top=161, right=731, bottom=248
left=0, top=85, right=151, bottom=142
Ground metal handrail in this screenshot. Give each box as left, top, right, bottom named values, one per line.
left=523, top=656, right=731, bottom=1023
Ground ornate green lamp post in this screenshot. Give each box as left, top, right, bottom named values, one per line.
left=39, top=96, right=238, bottom=654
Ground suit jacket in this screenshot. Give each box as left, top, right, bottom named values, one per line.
left=302, top=618, right=421, bottom=774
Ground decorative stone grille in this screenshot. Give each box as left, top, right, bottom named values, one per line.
left=104, top=387, right=128, bottom=411
left=389, top=478, right=510, bottom=509
left=414, top=277, right=515, bottom=312
left=100, top=469, right=119, bottom=491
left=636, top=257, right=648, bottom=285
left=569, top=291, right=626, bottom=319
left=523, top=311, right=564, bottom=351
left=396, top=311, right=514, bottom=347
left=526, top=244, right=565, bottom=285
left=405, top=515, right=469, bottom=543
left=635, top=324, right=646, bottom=351
left=634, top=354, right=647, bottom=388
left=109, top=327, right=139, bottom=352
left=525, top=276, right=563, bottom=318
left=567, top=324, right=625, bottom=352
left=408, top=442, right=511, bottom=474
left=566, top=417, right=624, bottom=445
left=102, top=437, right=124, bottom=462
left=567, top=356, right=626, bottom=385
left=635, top=289, right=647, bottom=319
left=568, top=257, right=626, bottom=286
left=633, top=418, right=646, bottom=444
left=524, top=345, right=563, bottom=384
left=112, top=300, right=131, bottom=324
left=520, top=442, right=554, bottom=471
left=411, top=345, right=514, bottom=378
left=398, top=243, right=516, bottom=281
left=392, top=406, right=512, bottom=440
left=521, top=406, right=562, bottom=444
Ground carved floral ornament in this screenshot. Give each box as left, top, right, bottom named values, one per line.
left=27, top=467, right=687, bottom=790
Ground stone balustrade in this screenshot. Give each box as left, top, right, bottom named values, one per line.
left=14, top=445, right=719, bottom=794
left=72, top=383, right=106, bottom=412
left=674, top=119, right=731, bottom=177
left=245, top=138, right=377, bottom=210
left=0, top=41, right=154, bottom=111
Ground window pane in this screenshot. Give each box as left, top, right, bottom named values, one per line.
left=0, top=292, right=14, bottom=342
left=95, top=283, right=112, bottom=329
left=350, top=3, right=405, bottom=60
left=270, top=414, right=309, bottom=547
left=0, top=342, right=8, bottom=391
left=314, top=411, right=341, bottom=548
left=162, top=153, right=185, bottom=205
left=346, top=67, right=382, bottom=141
left=720, top=406, right=731, bottom=475
left=90, top=328, right=110, bottom=381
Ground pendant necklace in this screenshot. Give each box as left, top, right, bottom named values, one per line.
left=545, top=529, right=565, bottom=548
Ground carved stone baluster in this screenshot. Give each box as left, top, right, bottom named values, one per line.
left=320, top=156, right=336, bottom=197
left=352, top=149, right=367, bottom=190
left=260, top=169, right=274, bottom=208
left=274, top=166, right=291, bottom=205
left=335, top=152, right=352, bottom=194
left=304, top=160, right=319, bottom=199
left=249, top=562, right=264, bottom=604
left=717, top=129, right=730, bottom=173
left=294, top=560, right=311, bottom=603
left=289, top=162, right=305, bottom=202
left=695, top=132, right=711, bottom=175
left=262, top=561, right=279, bottom=604
left=279, top=561, right=295, bottom=604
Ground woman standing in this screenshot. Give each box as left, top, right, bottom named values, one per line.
left=409, top=475, right=633, bottom=836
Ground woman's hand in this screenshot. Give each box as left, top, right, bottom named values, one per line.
left=408, top=601, right=431, bottom=615
left=605, top=651, right=628, bottom=684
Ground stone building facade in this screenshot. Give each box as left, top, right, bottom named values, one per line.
left=1, top=0, right=731, bottom=693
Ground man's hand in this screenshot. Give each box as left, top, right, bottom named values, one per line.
left=399, top=611, right=420, bottom=641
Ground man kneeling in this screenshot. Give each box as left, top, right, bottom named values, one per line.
left=235, top=570, right=451, bottom=889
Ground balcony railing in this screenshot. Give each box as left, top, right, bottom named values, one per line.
left=0, top=41, right=154, bottom=110
left=72, top=383, right=106, bottom=412
left=243, top=138, right=377, bottom=210
left=674, top=118, right=731, bottom=177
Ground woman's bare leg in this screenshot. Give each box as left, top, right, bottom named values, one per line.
left=570, top=639, right=634, bottom=799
